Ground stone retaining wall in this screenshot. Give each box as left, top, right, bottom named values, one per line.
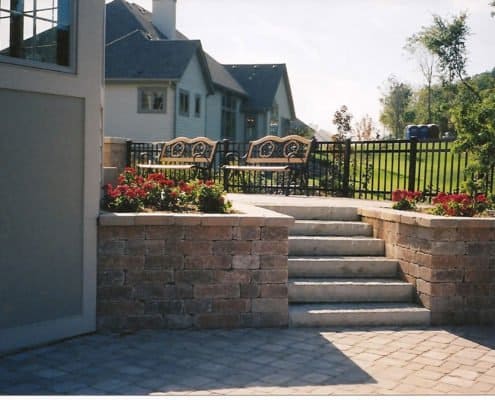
left=98, top=205, right=293, bottom=331
left=360, top=208, right=495, bottom=325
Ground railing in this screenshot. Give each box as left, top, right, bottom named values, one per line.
left=127, top=138, right=495, bottom=200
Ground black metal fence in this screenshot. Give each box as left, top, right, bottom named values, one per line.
left=126, top=138, right=494, bottom=201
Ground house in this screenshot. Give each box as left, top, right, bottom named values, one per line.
left=0, top=0, right=105, bottom=353
left=104, top=0, right=297, bottom=142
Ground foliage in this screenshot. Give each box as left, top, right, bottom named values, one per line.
left=103, top=168, right=232, bottom=213
left=431, top=192, right=491, bottom=217
left=353, top=115, right=380, bottom=140
left=332, top=105, right=353, bottom=141
left=379, top=76, right=414, bottom=138
left=404, top=35, right=437, bottom=123
left=451, top=88, right=495, bottom=194
left=391, top=189, right=423, bottom=210
left=196, top=180, right=232, bottom=213
left=411, top=13, right=479, bottom=100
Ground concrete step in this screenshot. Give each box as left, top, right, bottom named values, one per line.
left=289, top=236, right=384, bottom=256
left=288, top=278, right=414, bottom=303
left=260, top=205, right=360, bottom=221
left=290, top=220, right=372, bottom=237
left=289, top=256, right=398, bottom=278
left=289, top=303, right=431, bottom=327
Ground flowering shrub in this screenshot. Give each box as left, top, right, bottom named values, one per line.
left=197, top=180, right=232, bottom=213
left=431, top=192, right=490, bottom=217
left=391, top=190, right=423, bottom=211
left=103, top=169, right=232, bottom=213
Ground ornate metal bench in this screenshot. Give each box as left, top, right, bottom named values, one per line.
left=223, top=135, right=315, bottom=195
left=137, top=136, right=218, bottom=179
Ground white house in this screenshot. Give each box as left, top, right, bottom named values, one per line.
left=0, top=0, right=105, bottom=353
left=104, top=0, right=298, bottom=142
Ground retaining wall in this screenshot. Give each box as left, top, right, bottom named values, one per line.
left=360, top=208, right=495, bottom=325
left=98, top=204, right=293, bottom=331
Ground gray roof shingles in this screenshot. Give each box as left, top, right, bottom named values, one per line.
left=225, top=64, right=287, bottom=113
left=106, top=31, right=200, bottom=80
left=105, top=0, right=246, bottom=95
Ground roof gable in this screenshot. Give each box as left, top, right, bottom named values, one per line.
left=106, top=0, right=164, bottom=44
left=106, top=0, right=245, bottom=96
left=106, top=31, right=203, bottom=83
left=225, top=64, right=295, bottom=117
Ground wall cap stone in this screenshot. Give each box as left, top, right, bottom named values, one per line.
left=104, top=136, right=129, bottom=144
left=99, top=202, right=294, bottom=227
left=358, top=207, right=495, bottom=228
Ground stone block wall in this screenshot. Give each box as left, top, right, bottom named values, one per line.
left=97, top=208, right=292, bottom=331
left=360, top=208, right=495, bottom=325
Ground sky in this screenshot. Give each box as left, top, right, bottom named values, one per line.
left=120, top=0, right=495, bottom=134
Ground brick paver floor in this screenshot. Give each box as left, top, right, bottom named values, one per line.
left=1, top=326, right=494, bottom=395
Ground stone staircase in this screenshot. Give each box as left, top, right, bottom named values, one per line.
left=265, top=205, right=430, bottom=328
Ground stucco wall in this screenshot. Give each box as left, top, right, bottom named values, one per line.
left=0, top=0, right=104, bottom=354
left=105, top=83, right=175, bottom=141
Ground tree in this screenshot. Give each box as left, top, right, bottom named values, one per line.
left=354, top=115, right=380, bottom=141
left=491, top=1, right=495, bottom=17
left=405, top=36, right=436, bottom=123
left=379, top=76, right=414, bottom=138
left=412, top=13, right=480, bottom=100
left=332, top=105, right=353, bottom=141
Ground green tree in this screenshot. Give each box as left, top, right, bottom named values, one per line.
left=412, top=13, right=480, bottom=100
left=379, top=76, right=414, bottom=138
left=404, top=37, right=436, bottom=123
left=332, top=105, right=353, bottom=141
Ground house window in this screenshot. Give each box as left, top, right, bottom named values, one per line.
left=0, top=0, right=75, bottom=70
left=194, top=94, right=201, bottom=118
left=179, top=90, right=190, bottom=116
left=222, top=93, right=237, bottom=139
left=138, top=87, right=167, bottom=113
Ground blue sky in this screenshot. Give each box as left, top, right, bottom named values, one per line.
left=115, top=1, right=495, bottom=133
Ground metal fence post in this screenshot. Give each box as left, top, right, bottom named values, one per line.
left=342, top=139, right=352, bottom=197
left=125, top=140, right=132, bottom=167
left=408, top=138, right=418, bottom=192
left=221, top=139, right=230, bottom=191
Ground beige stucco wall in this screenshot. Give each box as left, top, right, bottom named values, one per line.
left=0, top=0, right=105, bottom=354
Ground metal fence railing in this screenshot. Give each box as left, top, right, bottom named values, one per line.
left=126, top=138, right=494, bottom=201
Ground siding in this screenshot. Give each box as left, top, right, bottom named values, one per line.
left=175, top=53, right=208, bottom=138
left=273, top=79, right=293, bottom=136
left=206, top=93, right=222, bottom=140
left=105, top=83, right=175, bottom=141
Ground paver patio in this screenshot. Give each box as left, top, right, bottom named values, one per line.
left=1, top=326, right=494, bottom=395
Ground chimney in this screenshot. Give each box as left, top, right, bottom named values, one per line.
left=152, top=0, right=177, bottom=40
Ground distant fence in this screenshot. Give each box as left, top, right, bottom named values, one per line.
left=126, top=138, right=495, bottom=201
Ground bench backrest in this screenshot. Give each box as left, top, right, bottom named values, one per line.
left=246, top=135, right=314, bottom=165
left=159, top=136, right=218, bottom=166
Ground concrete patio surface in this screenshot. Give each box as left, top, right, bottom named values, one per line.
left=1, top=326, right=494, bottom=395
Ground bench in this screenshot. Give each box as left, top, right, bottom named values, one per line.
left=137, top=136, right=218, bottom=180
left=223, top=135, right=315, bottom=195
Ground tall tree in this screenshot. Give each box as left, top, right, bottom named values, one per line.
left=491, top=1, right=495, bottom=17
left=413, top=13, right=480, bottom=100
left=332, top=105, right=353, bottom=141
left=405, top=36, right=436, bottom=123
left=354, top=115, right=380, bottom=141
left=379, top=76, right=414, bottom=138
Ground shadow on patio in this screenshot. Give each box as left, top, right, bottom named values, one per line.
left=0, top=328, right=375, bottom=395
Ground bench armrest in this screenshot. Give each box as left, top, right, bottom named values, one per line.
left=223, top=151, right=245, bottom=165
